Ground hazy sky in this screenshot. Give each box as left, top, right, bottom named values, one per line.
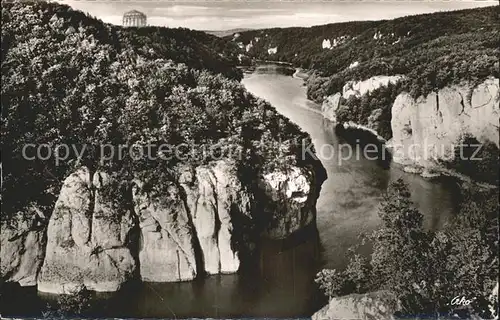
left=55, top=1, right=496, bottom=31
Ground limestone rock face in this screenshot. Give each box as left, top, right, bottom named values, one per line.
left=321, top=93, right=341, bottom=122
left=37, top=167, right=136, bottom=294
left=312, top=291, right=401, bottom=320
left=489, top=281, right=499, bottom=320
left=1, top=210, right=46, bottom=286
left=390, top=78, right=499, bottom=168
left=5, top=155, right=325, bottom=289
left=133, top=180, right=198, bottom=282
left=321, top=75, right=404, bottom=123
left=342, top=75, right=403, bottom=99
left=260, top=165, right=320, bottom=239
left=179, top=160, right=252, bottom=275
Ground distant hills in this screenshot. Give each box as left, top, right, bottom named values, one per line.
left=227, top=6, right=499, bottom=101
left=204, top=28, right=253, bottom=38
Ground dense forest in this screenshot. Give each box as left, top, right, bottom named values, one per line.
left=230, top=6, right=499, bottom=185
left=230, top=6, right=499, bottom=101
left=1, top=1, right=314, bottom=223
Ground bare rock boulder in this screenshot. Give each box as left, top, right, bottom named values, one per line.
left=133, top=180, right=198, bottom=282
left=312, top=291, right=401, bottom=320
left=37, top=167, right=136, bottom=294
left=1, top=209, right=46, bottom=286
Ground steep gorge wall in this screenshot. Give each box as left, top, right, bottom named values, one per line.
left=389, top=77, right=499, bottom=169
left=321, top=76, right=499, bottom=175
left=1, top=210, right=46, bottom=287
left=37, top=168, right=137, bottom=294
left=1, top=159, right=325, bottom=294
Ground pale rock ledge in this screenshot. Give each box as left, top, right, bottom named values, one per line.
left=259, top=165, right=320, bottom=239
left=312, top=290, right=401, bottom=320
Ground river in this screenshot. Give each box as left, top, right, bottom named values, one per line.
left=242, top=70, right=460, bottom=272
left=1, top=68, right=461, bottom=319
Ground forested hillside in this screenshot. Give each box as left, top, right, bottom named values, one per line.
left=1, top=1, right=314, bottom=222
left=1, top=1, right=242, bottom=81
left=230, top=6, right=499, bottom=101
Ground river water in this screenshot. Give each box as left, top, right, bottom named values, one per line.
left=242, top=71, right=460, bottom=271
left=1, top=69, right=461, bottom=319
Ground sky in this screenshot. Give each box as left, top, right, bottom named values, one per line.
left=55, top=0, right=496, bottom=31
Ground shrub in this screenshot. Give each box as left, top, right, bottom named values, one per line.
left=446, top=134, right=499, bottom=185
left=42, top=286, right=92, bottom=318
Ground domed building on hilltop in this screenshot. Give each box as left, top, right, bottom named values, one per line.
left=123, top=10, right=147, bottom=27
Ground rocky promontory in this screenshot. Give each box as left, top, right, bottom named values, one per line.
left=2, top=159, right=326, bottom=294
left=311, top=291, right=401, bottom=320
left=0, top=0, right=327, bottom=295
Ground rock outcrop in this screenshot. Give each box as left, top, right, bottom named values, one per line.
left=489, top=282, right=499, bottom=320
left=131, top=160, right=253, bottom=282
left=1, top=210, right=46, bottom=287
left=321, top=75, right=404, bottom=123
left=321, top=93, right=341, bottom=122
left=342, top=75, right=403, bottom=99
left=389, top=77, right=499, bottom=168
left=312, top=291, right=401, bottom=320
left=133, top=179, right=198, bottom=282
left=37, top=168, right=136, bottom=294
left=2, top=158, right=325, bottom=292
left=178, top=161, right=252, bottom=276
left=260, top=165, right=320, bottom=238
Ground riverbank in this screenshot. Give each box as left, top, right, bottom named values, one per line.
left=293, top=68, right=311, bottom=80
left=287, top=64, right=498, bottom=190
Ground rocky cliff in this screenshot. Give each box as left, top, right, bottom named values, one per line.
left=1, top=210, right=46, bottom=287
left=37, top=168, right=137, bottom=294
left=321, top=76, right=499, bottom=177
left=389, top=77, right=499, bottom=170
left=1, top=159, right=325, bottom=294
left=342, top=76, right=404, bottom=100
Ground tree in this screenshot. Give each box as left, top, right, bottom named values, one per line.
left=42, top=286, right=92, bottom=318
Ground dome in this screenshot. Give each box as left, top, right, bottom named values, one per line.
left=124, top=10, right=146, bottom=18
left=123, top=10, right=147, bottom=27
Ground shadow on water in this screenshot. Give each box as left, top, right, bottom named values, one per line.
left=0, top=283, right=45, bottom=317
left=330, top=121, right=461, bottom=231
left=334, top=124, right=392, bottom=170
